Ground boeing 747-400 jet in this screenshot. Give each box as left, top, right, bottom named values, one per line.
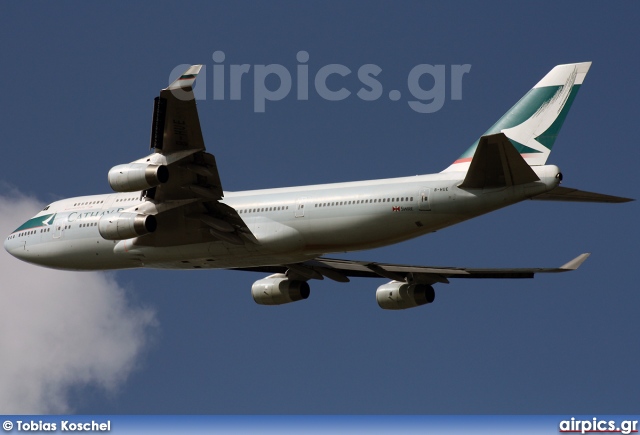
left=4, top=62, right=632, bottom=309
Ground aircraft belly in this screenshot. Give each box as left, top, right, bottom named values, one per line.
left=16, top=237, right=135, bottom=271
left=301, top=212, right=430, bottom=252
left=431, top=184, right=529, bottom=218
left=246, top=217, right=305, bottom=253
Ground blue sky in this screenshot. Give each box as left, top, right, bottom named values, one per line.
left=0, top=2, right=638, bottom=414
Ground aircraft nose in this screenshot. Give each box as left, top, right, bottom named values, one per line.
left=4, top=232, right=44, bottom=266
left=4, top=234, right=19, bottom=259
left=4, top=233, right=22, bottom=259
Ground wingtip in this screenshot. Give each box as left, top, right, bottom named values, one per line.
left=186, top=64, right=203, bottom=74
left=560, top=253, right=591, bottom=270
left=165, top=64, right=203, bottom=91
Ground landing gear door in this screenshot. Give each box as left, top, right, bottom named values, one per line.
left=419, top=188, right=431, bottom=211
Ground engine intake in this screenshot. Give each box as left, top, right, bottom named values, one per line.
left=376, top=281, right=435, bottom=310
left=251, top=274, right=310, bottom=305
left=98, top=212, right=157, bottom=240
left=108, top=163, right=169, bottom=192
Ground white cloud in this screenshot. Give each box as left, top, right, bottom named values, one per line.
left=0, top=189, right=157, bottom=413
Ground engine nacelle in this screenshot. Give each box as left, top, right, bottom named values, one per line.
left=376, top=281, right=435, bottom=310
left=98, top=212, right=157, bottom=240
left=251, top=273, right=310, bottom=306
left=108, top=163, right=169, bottom=192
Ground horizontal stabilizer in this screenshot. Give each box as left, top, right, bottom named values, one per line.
left=532, top=186, right=633, bottom=203
left=459, top=133, right=540, bottom=189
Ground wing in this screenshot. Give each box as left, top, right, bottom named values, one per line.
left=232, top=253, right=591, bottom=284
left=133, top=65, right=256, bottom=246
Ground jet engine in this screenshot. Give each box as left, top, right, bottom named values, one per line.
left=376, top=281, right=435, bottom=310
left=98, top=212, right=157, bottom=240
left=108, top=163, right=169, bottom=192
left=251, top=273, right=310, bottom=305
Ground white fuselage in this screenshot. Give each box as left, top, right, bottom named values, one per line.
left=4, top=166, right=560, bottom=271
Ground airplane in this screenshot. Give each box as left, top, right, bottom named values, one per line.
left=4, top=62, right=632, bottom=310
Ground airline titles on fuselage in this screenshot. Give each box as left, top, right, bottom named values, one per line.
left=67, top=207, right=127, bottom=223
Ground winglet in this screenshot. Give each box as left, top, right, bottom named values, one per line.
left=560, top=253, right=590, bottom=270
left=166, top=65, right=203, bottom=91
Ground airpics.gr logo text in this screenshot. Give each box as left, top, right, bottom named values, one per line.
left=169, top=51, right=471, bottom=113
left=559, top=417, right=638, bottom=435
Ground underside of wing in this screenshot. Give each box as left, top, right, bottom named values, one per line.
left=232, top=253, right=590, bottom=285
left=124, top=65, right=257, bottom=247
left=150, top=65, right=207, bottom=155
left=144, top=65, right=222, bottom=202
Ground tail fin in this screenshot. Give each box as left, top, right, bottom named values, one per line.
left=444, top=62, right=592, bottom=172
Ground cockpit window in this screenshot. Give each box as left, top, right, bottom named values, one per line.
left=42, top=205, right=50, bottom=211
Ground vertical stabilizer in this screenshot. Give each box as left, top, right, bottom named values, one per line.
left=444, top=62, right=591, bottom=173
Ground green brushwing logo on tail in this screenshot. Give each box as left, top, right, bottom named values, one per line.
left=455, top=64, right=583, bottom=166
